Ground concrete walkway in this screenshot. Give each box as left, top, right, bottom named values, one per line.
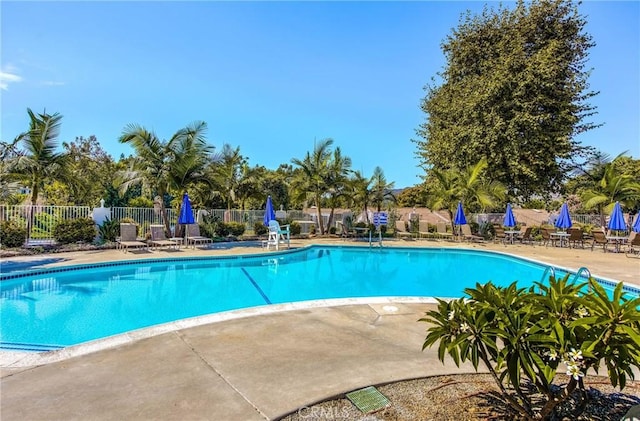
left=1, top=238, right=639, bottom=420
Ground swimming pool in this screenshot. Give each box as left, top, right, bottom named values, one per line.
left=0, top=245, right=635, bottom=351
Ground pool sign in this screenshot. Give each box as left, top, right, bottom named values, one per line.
left=373, top=212, right=388, bottom=227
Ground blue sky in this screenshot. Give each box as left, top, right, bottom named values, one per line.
left=2, top=1, right=638, bottom=189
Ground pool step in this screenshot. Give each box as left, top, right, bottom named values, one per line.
left=0, top=342, right=64, bottom=352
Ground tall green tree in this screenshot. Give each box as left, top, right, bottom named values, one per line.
left=396, top=186, right=428, bottom=207
left=323, top=147, right=352, bottom=231
left=60, top=136, right=115, bottom=206
left=118, top=121, right=213, bottom=235
left=580, top=155, right=640, bottom=225
left=6, top=109, right=70, bottom=206
left=415, top=0, right=598, bottom=199
left=211, top=144, right=245, bottom=211
left=290, top=139, right=333, bottom=234
left=369, top=166, right=395, bottom=212
left=347, top=170, right=373, bottom=223
left=428, top=159, right=505, bottom=230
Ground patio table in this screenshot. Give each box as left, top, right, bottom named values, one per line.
left=606, top=235, right=628, bottom=253
left=504, top=230, right=520, bottom=244
left=550, top=232, right=570, bottom=248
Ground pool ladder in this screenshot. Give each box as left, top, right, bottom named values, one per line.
left=573, top=266, right=592, bottom=282
left=540, top=266, right=556, bottom=282
left=540, top=265, right=592, bottom=287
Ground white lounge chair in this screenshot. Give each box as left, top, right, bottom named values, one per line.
left=395, top=220, right=413, bottom=240
left=267, top=220, right=290, bottom=250
left=117, top=223, right=147, bottom=253
left=149, top=225, right=181, bottom=250
left=185, top=223, right=212, bottom=248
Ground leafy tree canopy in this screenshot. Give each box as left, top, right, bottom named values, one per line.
left=414, top=0, right=599, bottom=200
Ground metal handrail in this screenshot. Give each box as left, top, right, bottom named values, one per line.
left=573, top=267, right=592, bottom=282
left=540, top=266, right=556, bottom=283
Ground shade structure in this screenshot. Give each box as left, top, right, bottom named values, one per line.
left=633, top=213, right=640, bottom=233
left=178, top=193, right=195, bottom=225
left=607, top=201, right=626, bottom=232
left=263, top=195, right=276, bottom=227
left=453, top=201, right=467, bottom=226
left=503, top=203, right=516, bottom=228
left=554, top=203, right=572, bottom=230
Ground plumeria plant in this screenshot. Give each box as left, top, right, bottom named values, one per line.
left=420, top=275, right=640, bottom=420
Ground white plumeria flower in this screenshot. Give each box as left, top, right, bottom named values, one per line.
left=566, top=362, right=585, bottom=380
left=576, top=307, right=589, bottom=318
left=459, top=322, right=470, bottom=332
left=568, top=348, right=583, bottom=361
left=546, top=349, right=558, bottom=361
left=448, top=311, right=455, bottom=320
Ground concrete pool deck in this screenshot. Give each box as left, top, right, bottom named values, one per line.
left=1, top=238, right=639, bottom=420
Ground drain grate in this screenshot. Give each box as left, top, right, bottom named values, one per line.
left=346, top=386, right=390, bottom=414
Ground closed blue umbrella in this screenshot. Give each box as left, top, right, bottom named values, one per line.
left=633, top=213, right=640, bottom=233
left=178, top=193, right=195, bottom=225
left=555, top=203, right=572, bottom=230
left=607, top=201, right=626, bottom=233
left=453, top=201, right=467, bottom=226
left=503, top=203, right=516, bottom=228
left=263, top=196, right=276, bottom=227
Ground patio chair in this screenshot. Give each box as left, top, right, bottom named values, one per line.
left=493, top=224, right=507, bottom=244
left=117, top=223, right=147, bottom=253
left=149, top=224, right=181, bottom=250
left=590, top=230, right=609, bottom=253
left=339, top=221, right=356, bottom=240
left=418, top=221, right=436, bottom=240
left=567, top=227, right=584, bottom=249
left=624, top=232, right=640, bottom=257
left=267, top=220, right=290, bottom=250
left=518, top=226, right=534, bottom=244
left=395, top=220, right=413, bottom=240
left=460, top=224, right=483, bottom=242
left=540, top=228, right=557, bottom=247
left=185, top=223, right=212, bottom=248
left=436, top=222, right=454, bottom=241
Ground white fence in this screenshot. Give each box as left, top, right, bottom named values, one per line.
left=0, top=205, right=312, bottom=245
left=1, top=204, right=617, bottom=245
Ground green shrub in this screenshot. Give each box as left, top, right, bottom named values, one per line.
left=53, top=218, right=97, bottom=244
left=216, top=221, right=245, bottom=237
left=0, top=220, right=26, bottom=248
left=329, top=226, right=336, bottom=235
left=289, top=221, right=302, bottom=236
left=421, top=275, right=640, bottom=420
left=254, top=222, right=268, bottom=236
left=97, top=217, right=120, bottom=242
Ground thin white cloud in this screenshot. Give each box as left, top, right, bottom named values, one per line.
left=0, top=70, right=23, bottom=90
left=41, top=81, right=66, bottom=87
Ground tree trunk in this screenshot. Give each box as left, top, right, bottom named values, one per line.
left=315, top=194, right=324, bottom=235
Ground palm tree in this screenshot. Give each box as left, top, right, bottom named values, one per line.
left=369, top=166, right=395, bottom=212
left=347, top=170, right=373, bottom=223
left=118, top=121, right=213, bottom=235
left=428, top=159, right=505, bottom=230
left=324, top=147, right=352, bottom=231
left=7, top=109, right=70, bottom=206
left=212, top=144, right=245, bottom=211
left=290, top=139, right=333, bottom=234
left=581, top=155, right=640, bottom=226
left=456, top=158, right=505, bottom=213
left=6, top=109, right=71, bottom=240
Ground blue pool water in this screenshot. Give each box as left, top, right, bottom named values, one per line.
left=0, top=246, right=633, bottom=351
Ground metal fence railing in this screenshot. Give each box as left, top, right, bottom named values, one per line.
left=2, top=203, right=622, bottom=245
left=0, top=205, right=316, bottom=245
left=0, top=205, right=92, bottom=245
